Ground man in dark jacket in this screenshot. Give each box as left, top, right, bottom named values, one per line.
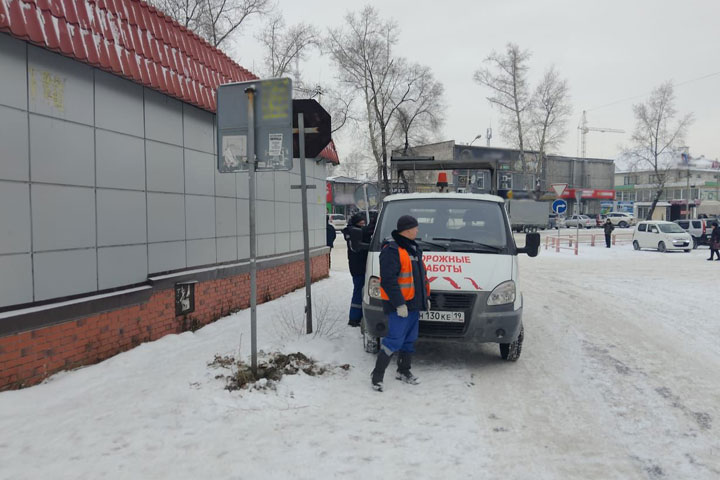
left=342, top=213, right=370, bottom=327
left=603, top=218, right=615, bottom=248
left=708, top=221, right=720, bottom=261
left=371, top=215, right=430, bottom=392
left=326, top=216, right=337, bottom=268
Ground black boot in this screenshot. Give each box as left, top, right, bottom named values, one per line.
left=395, top=352, right=420, bottom=385
left=371, top=349, right=392, bottom=392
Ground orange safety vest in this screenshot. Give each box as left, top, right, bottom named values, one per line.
left=380, top=247, right=430, bottom=301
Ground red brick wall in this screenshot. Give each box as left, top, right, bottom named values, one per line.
left=0, top=254, right=329, bottom=391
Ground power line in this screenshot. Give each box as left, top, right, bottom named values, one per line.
left=587, top=70, right=720, bottom=112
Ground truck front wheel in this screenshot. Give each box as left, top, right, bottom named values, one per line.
left=500, top=325, right=524, bottom=361
left=362, top=321, right=380, bottom=354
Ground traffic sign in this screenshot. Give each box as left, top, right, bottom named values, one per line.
left=216, top=78, right=293, bottom=172
left=551, top=183, right=568, bottom=196
left=552, top=199, right=567, bottom=214
left=292, top=99, right=331, bottom=159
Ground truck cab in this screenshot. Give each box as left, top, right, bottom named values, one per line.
left=357, top=193, right=539, bottom=360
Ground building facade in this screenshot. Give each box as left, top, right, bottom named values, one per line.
left=614, top=158, right=720, bottom=220
left=393, top=142, right=615, bottom=214
left=0, top=0, right=333, bottom=390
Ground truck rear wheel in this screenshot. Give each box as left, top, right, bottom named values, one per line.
left=500, top=325, right=524, bottom=361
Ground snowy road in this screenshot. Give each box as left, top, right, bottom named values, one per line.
left=1, top=243, right=719, bottom=479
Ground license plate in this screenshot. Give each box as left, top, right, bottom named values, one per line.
left=420, top=311, right=465, bottom=323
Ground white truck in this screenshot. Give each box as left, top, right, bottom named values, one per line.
left=505, top=199, right=551, bottom=232
left=350, top=193, right=540, bottom=361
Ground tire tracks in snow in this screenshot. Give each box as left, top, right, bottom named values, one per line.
left=526, top=256, right=720, bottom=479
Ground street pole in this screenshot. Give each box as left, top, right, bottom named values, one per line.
left=298, top=113, right=313, bottom=334
left=363, top=183, right=370, bottom=224
left=245, top=86, right=258, bottom=375
left=686, top=162, right=691, bottom=220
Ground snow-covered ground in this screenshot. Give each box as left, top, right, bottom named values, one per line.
left=1, top=242, right=719, bottom=479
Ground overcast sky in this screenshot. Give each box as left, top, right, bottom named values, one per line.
left=230, top=0, right=720, bottom=165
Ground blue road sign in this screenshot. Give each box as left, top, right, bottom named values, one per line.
left=552, top=199, right=568, bottom=214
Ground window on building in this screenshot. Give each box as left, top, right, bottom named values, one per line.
left=623, top=175, right=638, bottom=185
left=650, top=174, right=665, bottom=184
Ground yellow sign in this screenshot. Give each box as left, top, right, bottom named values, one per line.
left=260, top=78, right=291, bottom=121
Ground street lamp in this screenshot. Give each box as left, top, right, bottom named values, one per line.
left=469, top=134, right=482, bottom=145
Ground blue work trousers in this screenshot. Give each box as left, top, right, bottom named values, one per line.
left=349, top=275, right=364, bottom=322
left=381, top=310, right=420, bottom=353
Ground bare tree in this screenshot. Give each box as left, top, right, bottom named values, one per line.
left=257, top=14, right=319, bottom=79
left=527, top=66, right=571, bottom=187
left=628, top=81, right=693, bottom=219
left=330, top=150, right=375, bottom=180
left=474, top=43, right=532, bottom=174
left=394, top=64, right=445, bottom=154
left=148, top=0, right=272, bottom=48
left=326, top=6, right=428, bottom=195
left=150, top=0, right=206, bottom=29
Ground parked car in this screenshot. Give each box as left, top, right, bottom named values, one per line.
left=327, top=213, right=347, bottom=230
left=565, top=215, right=594, bottom=229
left=606, top=212, right=636, bottom=228
left=632, top=221, right=692, bottom=252
left=674, top=219, right=713, bottom=249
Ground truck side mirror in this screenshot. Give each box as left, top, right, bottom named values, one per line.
left=347, top=225, right=370, bottom=251
left=518, top=232, right=540, bottom=257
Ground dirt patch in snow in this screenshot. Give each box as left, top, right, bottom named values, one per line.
left=208, top=352, right=350, bottom=391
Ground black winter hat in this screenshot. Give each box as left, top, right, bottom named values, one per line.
left=350, top=212, right=366, bottom=226
left=396, top=215, right=419, bottom=232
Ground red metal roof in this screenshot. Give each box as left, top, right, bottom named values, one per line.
left=318, top=139, right=339, bottom=165
left=0, top=0, right=257, bottom=112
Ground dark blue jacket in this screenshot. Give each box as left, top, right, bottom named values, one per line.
left=342, top=225, right=372, bottom=276
left=326, top=223, right=337, bottom=248
left=379, top=230, right=429, bottom=314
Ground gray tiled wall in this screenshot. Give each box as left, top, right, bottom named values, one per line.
left=0, top=34, right=328, bottom=309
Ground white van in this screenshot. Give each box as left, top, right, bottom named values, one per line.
left=632, top=220, right=692, bottom=252
left=355, top=193, right=539, bottom=361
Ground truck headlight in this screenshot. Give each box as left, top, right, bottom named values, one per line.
left=487, top=280, right=516, bottom=305
left=368, top=276, right=382, bottom=299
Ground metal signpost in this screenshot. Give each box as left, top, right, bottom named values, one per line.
left=291, top=113, right=315, bottom=334
left=217, top=78, right=293, bottom=374
left=289, top=99, right=332, bottom=334
left=551, top=184, right=568, bottom=242
left=574, top=189, right=583, bottom=246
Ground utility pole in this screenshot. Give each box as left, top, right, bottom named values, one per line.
left=682, top=147, right=691, bottom=220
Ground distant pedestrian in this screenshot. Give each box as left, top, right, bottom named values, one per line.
left=603, top=218, right=615, bottom=248
left=342, top=213, right=371, bottom=327
left=371, top=215, right=430, bottom=392
left=708, top=221, right=720, bottom=261
left=326, top=216, right=337, bottom=268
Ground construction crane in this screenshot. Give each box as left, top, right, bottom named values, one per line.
left=578, top=110, right=625, bottom=157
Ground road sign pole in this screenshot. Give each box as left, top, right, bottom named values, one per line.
left=363, top=184, right=370, bottom=223
left=245, top=86, right=258, bottom=375
left=298, top=113, right=313, bottom=334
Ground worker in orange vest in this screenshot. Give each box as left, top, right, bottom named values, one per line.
left=371, top=215, right=431, bottom=392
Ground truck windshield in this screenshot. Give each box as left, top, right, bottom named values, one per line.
left=371, top=198, right=511, bottom=253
